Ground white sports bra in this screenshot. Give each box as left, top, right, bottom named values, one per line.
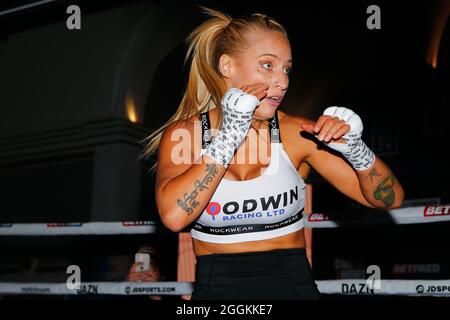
left=191, top=110, right=306, bottom=244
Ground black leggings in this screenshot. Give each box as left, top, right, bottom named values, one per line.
left=191, top=248, right=321, bottom=300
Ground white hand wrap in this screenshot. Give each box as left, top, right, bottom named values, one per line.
left=322, top=106, right=375, bottom=171
left=203, top=88, right=260, bottom=168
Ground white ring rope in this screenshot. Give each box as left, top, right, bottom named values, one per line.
left=1, top=280, right=449, bottom=297
left=0, top=205, right=448, bottom=236
left=0, top=221, right=161, bottom=236
left=305, top=204, right=450, bottom=228
left=2, top=205, right=448, bottom=298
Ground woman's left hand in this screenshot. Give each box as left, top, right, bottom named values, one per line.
left=301, top=106, right=375, bottom=171
left=300, top=106, right=359, bottom=144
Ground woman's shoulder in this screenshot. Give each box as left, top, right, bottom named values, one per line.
left=277, top=109, right=317, bottom=156
left=159, top=112, right=204, bottom=158
left=277, top=110, right=315, bottom=134
left=161, top=113, right=200, bottom=137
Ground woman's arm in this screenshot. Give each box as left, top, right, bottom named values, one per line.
left=304, top=142, right=403, bottom=209
left=156, top=121, right=226, bottom=232
left=155, top=86, right=267, bottom=232
left=298, top=109, right=404, bottom=210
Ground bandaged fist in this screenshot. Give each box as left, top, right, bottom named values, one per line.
left=302, top=106, right=375, bottom=171
left=203, top=84, right=268, bottom=168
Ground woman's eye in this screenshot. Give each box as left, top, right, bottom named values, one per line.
left=261, top=63, right=272, bottom=69
left=284, top=67, right=291, bottom=74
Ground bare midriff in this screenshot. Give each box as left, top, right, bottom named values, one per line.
left=192, top=229, right=306, bottom=256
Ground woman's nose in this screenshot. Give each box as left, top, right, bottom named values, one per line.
left=270, top=75, right=288, bottom=92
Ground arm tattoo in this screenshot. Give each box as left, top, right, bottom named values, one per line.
left=177, top=164, right=219, bottom=215
left=367, top=168, right=382, bottom=183
left=373, top=174, right=396, bottom=207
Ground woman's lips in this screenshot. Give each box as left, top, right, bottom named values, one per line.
left=265, top=96, right=283, bottom=107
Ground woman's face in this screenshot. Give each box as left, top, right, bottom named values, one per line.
left=221, top=29, right=292, bottom=120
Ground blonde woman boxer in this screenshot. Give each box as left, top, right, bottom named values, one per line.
left=142, top=7, right=404, bottom=300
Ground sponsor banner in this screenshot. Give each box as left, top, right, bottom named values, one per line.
left=304, top=205, right=450, bottom=228
left=317, top=279, right=450, bottom=297
left=1, top=280, right=450, bottom=296
left=392, top=264, right=441, bottom=275
left=0, top=282, right=193, bottom=295
left=122, top=221, right=156, bottom=227
left=47, top=223, right=83, bottom=228
left=0, top=222, right=160, bottom=236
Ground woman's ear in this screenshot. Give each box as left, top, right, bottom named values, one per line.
left=218, top=54, right=234, bottom=79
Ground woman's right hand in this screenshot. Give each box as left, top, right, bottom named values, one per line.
left=204, top=83, right=268, bottom=168
left=239, top=82, right=270, bottom=101
left=155, top=83, right=269, bottom=232
left=221, top=83, right=269, bottom=113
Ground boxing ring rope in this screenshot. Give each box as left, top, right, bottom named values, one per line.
left=1, top=205, right=449, bottom=236
left=1, top=280, right=450, bottom=297
left=1, top=204, right=449, bottom=297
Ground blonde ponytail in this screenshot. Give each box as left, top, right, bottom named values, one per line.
left=140, top=6, right=288, bottom=172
